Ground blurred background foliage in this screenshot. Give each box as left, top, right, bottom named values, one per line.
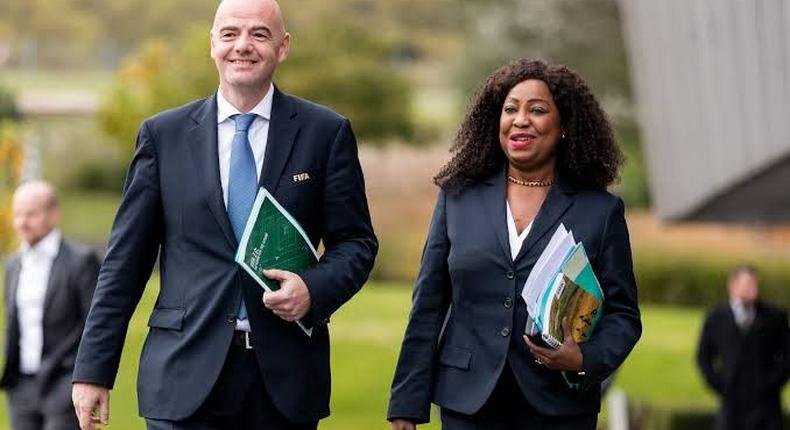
left=0, top=85, right=22, bottom=256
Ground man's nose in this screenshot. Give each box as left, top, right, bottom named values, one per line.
left=234, top=34, right=253, bottom=52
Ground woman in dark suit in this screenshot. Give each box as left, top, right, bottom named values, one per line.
left=387, top=58, right=642, bottom=430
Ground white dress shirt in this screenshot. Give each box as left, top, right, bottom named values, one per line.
left=730, top=299, right=756, bottom=331
left=216, top=84, right=274, bottom=207
left=16, top=228, right=61, bottom=374
left=506, top=202, right=533, bottom=261
left=217, top=84, right=273, bottom=331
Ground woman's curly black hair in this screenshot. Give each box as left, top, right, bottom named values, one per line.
left=435, top=58, right=623, bottom=192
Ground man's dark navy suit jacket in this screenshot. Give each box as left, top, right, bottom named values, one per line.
left=388, top=168, right=641, bottom=423
left=73, top=87, right=378, bottom=422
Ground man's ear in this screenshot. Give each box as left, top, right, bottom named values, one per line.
left=277, top=32, right=291, bottom=63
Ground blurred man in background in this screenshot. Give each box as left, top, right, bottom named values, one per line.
left=1, top=181, right=100, bottom=430
left=697, top=265, right=790, bottom=430
left=70, top=0, right=376, bottom=429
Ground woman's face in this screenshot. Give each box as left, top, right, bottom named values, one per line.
left=498, top=79, right=562, bottom=175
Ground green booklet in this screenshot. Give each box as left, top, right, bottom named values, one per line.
left=235, top=187, right=319, bottom=336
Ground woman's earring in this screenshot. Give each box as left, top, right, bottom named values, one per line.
left=561, top=132, right=567, bottom=139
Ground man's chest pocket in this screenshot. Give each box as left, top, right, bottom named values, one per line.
left=273, top=169, right=322, bottom=221
left=277, top=169, right=320, bottom=190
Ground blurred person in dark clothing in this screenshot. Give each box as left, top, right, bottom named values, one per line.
left=697, top=265, right=790, bottom=430
left=1, top=181, right=100, bottom=430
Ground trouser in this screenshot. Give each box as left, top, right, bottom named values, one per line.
left=8, top=374, right=80, bottom=430
left=440, top=365, right=598, bottom=430
left=146, top=332, right=318, bottom=430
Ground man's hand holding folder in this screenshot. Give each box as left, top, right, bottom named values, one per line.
left=262, top=269, right=312, bottom=322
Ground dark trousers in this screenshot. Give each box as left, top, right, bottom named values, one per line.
left=146, top=336, right=318, bottom=430
left=8, top=375, right=80, bottom=430
left=440, top=365, right=598, bottom=430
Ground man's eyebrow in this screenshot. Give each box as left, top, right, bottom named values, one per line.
left=249, top=25, right=273, bottom=34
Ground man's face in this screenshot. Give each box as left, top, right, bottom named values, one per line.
left=12, top=190, right=59, bottom=247
left=728, top=271, right=760, bottom=306
left=210, top=0, right=290, bottom=92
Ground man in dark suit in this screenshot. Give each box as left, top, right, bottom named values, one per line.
left=697, top=265, right=790, bottom=430
left=1, top=181, right=100, bottom=430
left=70, top=0, right=377, bottom=429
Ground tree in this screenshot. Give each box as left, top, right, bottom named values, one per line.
left=457, top=0, right=630, bottom=100
left=0, top=85, right=22, bottom=255
left=100, top=17, right=417, bottom=161
left=99, top=26, right=217, bottom=160
left=276, top=7, right=415, bottom=144
left=456, top=0, right=649, bottom=207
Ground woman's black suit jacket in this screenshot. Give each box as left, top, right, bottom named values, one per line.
left=388, top=168, right=642, bottom=423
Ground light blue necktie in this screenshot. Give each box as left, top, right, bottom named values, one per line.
left=228, top=113, right=258, bottom=322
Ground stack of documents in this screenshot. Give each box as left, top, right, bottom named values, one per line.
left=521, top=224, right=603, bottom=348
left=235, top=188, right=319, bottom=336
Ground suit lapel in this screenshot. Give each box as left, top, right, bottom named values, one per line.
left=514, top=177, right=575, bottom=264
left=43, top=241, right=67, bottom=317
left=187, top=95, right=237, bottom=249
left=6, top=255, right=21, bottom=317
left=260, top=87, right=299, bottom=194
left=481, top=167, right=512, bottom=263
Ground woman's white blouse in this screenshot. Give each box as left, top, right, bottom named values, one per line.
left=506, top=201, right=533, bottom=260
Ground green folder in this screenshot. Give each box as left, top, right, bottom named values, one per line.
left=235, top=188, right=319, bottom=336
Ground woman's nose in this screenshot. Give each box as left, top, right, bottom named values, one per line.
left=513, top=112, right=529, bottom=128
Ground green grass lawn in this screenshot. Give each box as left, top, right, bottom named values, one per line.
left=59, top=191, right=121, bottom=245
left=0, top=69, right=113, bottom=95
left=0, top=279, right=786, bottom=429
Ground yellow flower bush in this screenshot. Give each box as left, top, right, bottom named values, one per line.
left=0, top=121, right=23, bottom=255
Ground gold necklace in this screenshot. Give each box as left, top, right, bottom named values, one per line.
left=507, top=175, right=554, bottom=187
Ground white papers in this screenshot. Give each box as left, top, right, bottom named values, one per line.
left=521, top=224, right=575, bottom=317
left=521, top=223, right=575, bottom=334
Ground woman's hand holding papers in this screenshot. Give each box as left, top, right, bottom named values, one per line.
left=523, top=318, right=583, bottom=371
left=262, top=269, right=312, bottom=321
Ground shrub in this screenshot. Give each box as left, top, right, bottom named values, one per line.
left=633, top=248, right=790, bottom=308
left=0, top=86, right=20, bottom=121
left=0, top=120, right=23, bottom=255
left=100, top=23, right=418, bottom=163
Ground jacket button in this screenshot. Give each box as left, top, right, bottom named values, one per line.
left=227, top=313, right=236, bottom=323
left=504, top=297, right=513, bottom=309
left=506, top=270, right=515, bottom=280
left=500, top=327, right=511, bottom=337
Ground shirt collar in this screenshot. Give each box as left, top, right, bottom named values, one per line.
left=21, top=228, right=61, bottom=259
left=216, top=83, right=274, bottom=124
